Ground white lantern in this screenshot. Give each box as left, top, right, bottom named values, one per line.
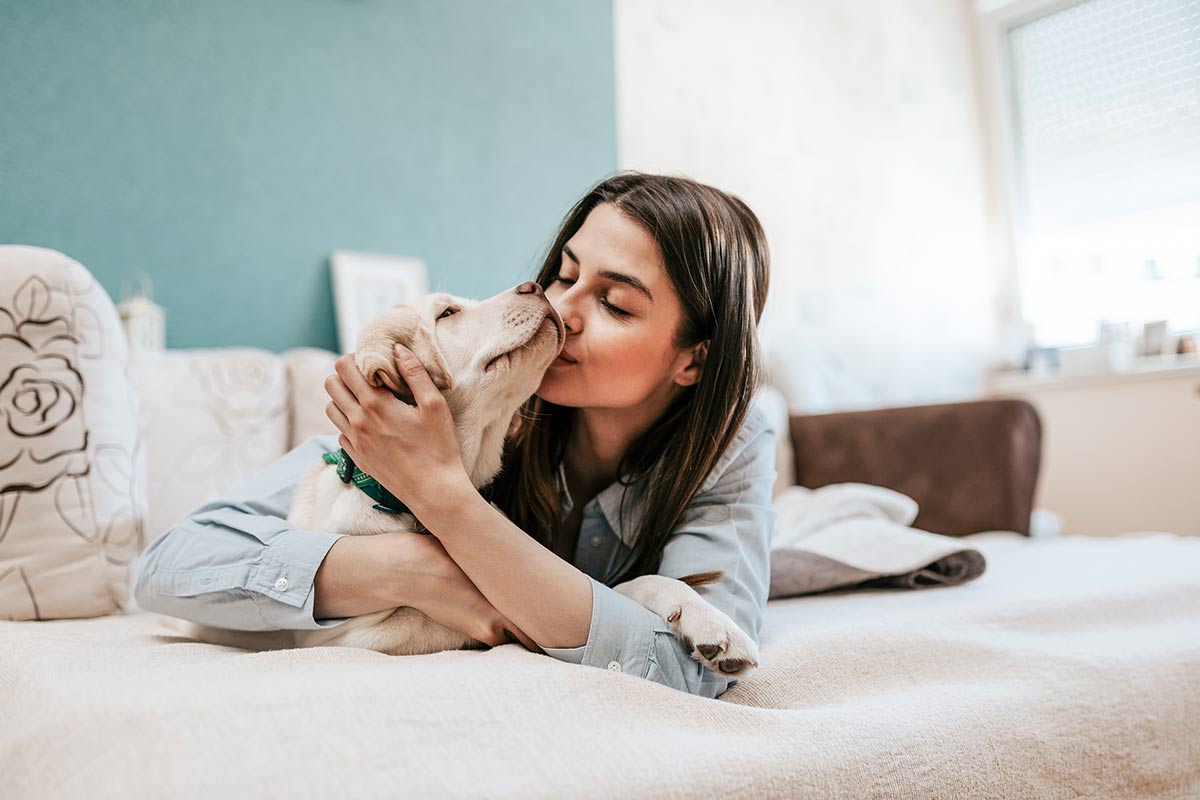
left=117, top=271, right=165, bottom=354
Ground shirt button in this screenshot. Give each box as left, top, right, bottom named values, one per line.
left=590, top=535, right=602, bottom=547
left=607, top=660, right=622, bottom=672
left=274, top=577, right=289, bottom=592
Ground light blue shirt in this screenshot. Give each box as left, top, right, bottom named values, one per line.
left=132, top=402, right=777, bottom=699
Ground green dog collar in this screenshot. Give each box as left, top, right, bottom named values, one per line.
left=321, top=448, right=496, bottom=531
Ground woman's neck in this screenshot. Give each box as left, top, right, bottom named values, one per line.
left=562, top=389, right=678, bottom=503
left=564, top=409, right=627, bottom=496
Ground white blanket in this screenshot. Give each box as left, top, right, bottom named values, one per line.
left=770, top=483, right=987, bottom=597
left=2, top=532, right=1198, bottom=799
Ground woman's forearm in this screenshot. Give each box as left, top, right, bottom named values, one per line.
left=413, top=479, right=594, bottom=650
left=312, top=533, right=415, bottom=619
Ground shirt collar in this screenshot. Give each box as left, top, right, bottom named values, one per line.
left=552, top=402, right=771, bottom=548
left=555, top=459, right=646, bottom=548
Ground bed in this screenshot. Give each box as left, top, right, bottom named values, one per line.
left=3, top=529, right=1198, bottom=799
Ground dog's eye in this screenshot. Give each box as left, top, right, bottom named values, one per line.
left=437, top=307, right=458, bottom=321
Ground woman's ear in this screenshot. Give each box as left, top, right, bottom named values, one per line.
left=673, top=340, right=709, bottom=387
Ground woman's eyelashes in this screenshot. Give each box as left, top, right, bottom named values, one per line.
left=550, top=275, right=631, bottom=318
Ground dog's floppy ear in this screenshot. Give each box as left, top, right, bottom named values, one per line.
left=353, top=304, right=453, bottom=404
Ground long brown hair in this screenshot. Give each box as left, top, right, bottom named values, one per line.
left=490, top=171, right=770, bottom=586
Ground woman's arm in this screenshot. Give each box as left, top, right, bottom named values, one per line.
left=642, top=414, right=777, bottom=696
left=545, top=411, right=777, bottom=698
left=381, top=532, right=543, bottom=651
left=322, top=347, right=596, bottom=650
left=340, top=346, right=776, bottom=697
left=415, top=410, right=776, bottom=697
left=415, top=482, right=594, bottom=651
left=133, top=433, right=402, bottom=630
left=311, top=532, right=415, bottom=619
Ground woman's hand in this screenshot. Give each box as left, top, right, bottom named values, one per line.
left=401, top=533, right=542, bottom=653
left=323, top=347, right=541, bottom=652
left=324, top=344, right=470, bottom=516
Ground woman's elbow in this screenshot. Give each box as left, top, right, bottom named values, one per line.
left=129, top=522, right=187, bottom=614
left=129, top=539, right=165, bottom=613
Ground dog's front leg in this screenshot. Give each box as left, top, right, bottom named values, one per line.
left=613, top=573, right=758, bottom=677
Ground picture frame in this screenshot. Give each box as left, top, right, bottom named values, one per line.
left=1140, top=319, right=1168, bottom=358
left=330, top=250, right=429, bottom=354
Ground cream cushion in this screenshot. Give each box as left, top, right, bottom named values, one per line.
left=0, top=246, right=147, bottom=620
left=281, top=346, right=339, bottom=449
left=129, top=349, right=289, bottom=541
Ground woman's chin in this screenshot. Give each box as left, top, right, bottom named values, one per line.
left=534, top=375, right=576, bottom=406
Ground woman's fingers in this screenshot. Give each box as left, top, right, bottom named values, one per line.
left=393, top=344, right=442, bottom=409
left=325, top=397, right=352, bottom=434
left=333, top=353, right=371, bottom=404
left=324, top=369, right=359, bottom=411
left=338, top=435, right=364, bottom=464
left=502, top=623, right=543, bottom=655
left=479, top=621, right=538, bottom=653
left=375, top=501, right=543, bottom=654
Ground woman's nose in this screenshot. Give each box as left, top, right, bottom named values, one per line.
left=515, top=281, right=544, bottom=297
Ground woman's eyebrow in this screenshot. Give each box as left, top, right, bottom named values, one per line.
left=561, top=243, right=655, bottom=304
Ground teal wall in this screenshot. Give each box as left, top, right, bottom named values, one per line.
left=0, top=0, right=616, bottom=351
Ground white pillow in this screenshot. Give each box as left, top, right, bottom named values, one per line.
left=129, top=348, right=289, bottom=543
left=0, top=246, right=147, bottom=620
left=282, top=346, right=340, bottom=449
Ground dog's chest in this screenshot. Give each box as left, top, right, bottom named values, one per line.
left=305, top=463, right=423, bottom=536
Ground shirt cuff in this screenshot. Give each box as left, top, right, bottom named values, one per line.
left=540, top=576, right=736, bottom=698
left=247, top=526, right=352, bottom=630
left=540, top=576, right=667, bottom=678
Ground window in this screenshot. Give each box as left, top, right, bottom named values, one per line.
left=1004, top=0, right=1200, bottom=348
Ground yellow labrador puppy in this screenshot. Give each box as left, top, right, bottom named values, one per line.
left=181, top=282, right=758, bottom=676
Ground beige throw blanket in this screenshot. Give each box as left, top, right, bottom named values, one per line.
left=2, top=532, right=1198, bottom=799
left=770, top=483, right=987, bottom=598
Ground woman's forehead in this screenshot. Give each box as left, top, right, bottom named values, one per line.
left=568, top=205, right=666, bottom=287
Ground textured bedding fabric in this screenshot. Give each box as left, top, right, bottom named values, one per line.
left=2, top=531, right=1198, bottom=800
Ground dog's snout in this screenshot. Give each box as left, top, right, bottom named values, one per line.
left=515, top=281, right=544, bottom=297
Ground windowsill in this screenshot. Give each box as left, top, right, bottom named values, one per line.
left=987, top=353, right=1200, bottom=394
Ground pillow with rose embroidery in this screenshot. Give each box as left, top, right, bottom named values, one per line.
left=0, top=245, right=147, bottom=620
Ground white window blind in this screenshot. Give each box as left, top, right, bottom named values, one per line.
left=1007, top=0, right=1200, bottom=347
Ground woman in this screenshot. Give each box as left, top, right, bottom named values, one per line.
left=133, top=171, right=777, bottom=699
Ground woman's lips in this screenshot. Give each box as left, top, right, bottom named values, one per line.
left=553, top=350, right=577, bottom=366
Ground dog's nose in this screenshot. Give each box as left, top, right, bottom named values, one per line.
left=515, top=281, right=544, bottom=297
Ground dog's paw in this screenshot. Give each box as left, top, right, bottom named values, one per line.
left=666, top=602, right=759, bottom=677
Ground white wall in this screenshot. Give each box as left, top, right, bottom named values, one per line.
left=615, top=0, right=1003, bottom=412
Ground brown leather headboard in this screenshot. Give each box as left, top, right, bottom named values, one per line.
left=788, top=398, right=1042, bottom=536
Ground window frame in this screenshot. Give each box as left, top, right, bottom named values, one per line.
left=972, top=0, right=1093, bottom=347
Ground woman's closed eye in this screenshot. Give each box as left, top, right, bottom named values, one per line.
left=550, top=275, right=631, bottom=317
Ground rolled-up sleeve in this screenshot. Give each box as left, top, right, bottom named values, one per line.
left=543, top=411, right=777, bottom=699
left=131, top=434, right=354, bottom=631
